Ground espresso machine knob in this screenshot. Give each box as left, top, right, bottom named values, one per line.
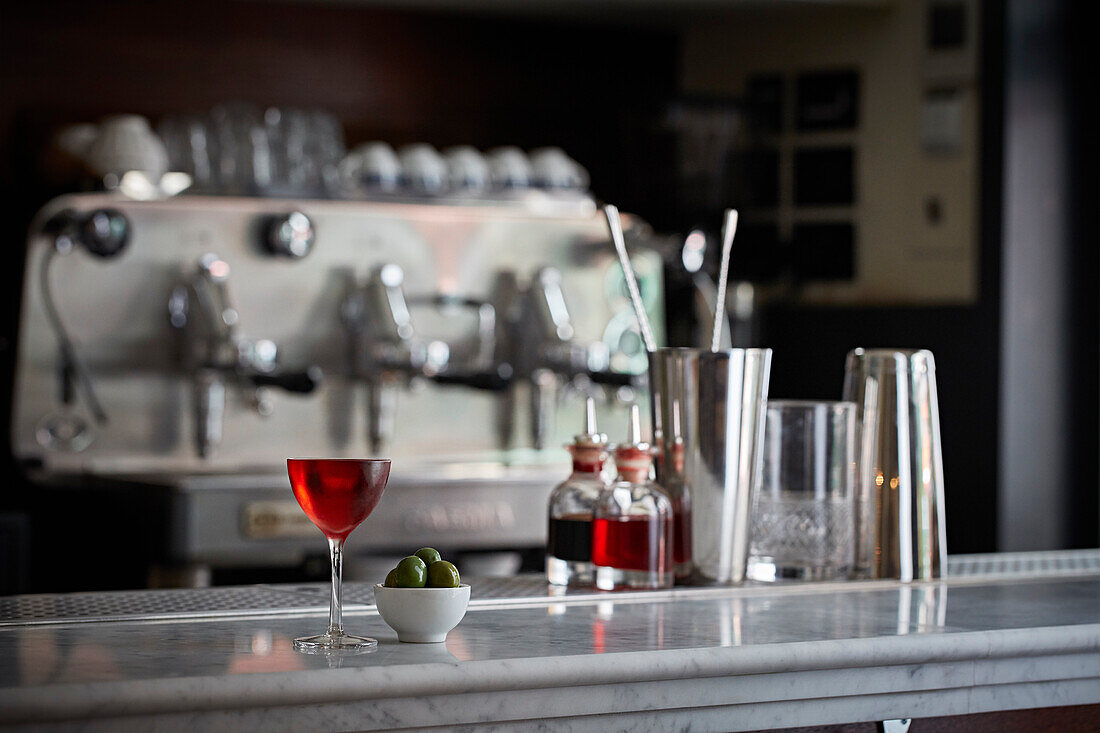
left=80, top=209, right=130, bottom=258
left=265, top=211, right=314, bottom=258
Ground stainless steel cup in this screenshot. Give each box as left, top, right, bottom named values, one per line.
left=842, top=348, right=947, bottom=581
left=649, top=347, right=772, bottom=584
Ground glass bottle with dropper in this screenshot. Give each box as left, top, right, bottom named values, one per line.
left=592, top=404, right=674, bottom=590
left=546, top=398, right=610, bottom=586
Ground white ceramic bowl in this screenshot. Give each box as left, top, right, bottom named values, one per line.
left=529, top=147, right=589, bottom=190
left=85, top=115, right=169, bottom=179
left=374, top=583, right=471, bottom=643
left=442, top=146, right=490, bottom=192
left=486, top=146, right=531, bottom=189
left=340, top=141, right=401, bottom=192
left=397, top=143, right=448, bottom=193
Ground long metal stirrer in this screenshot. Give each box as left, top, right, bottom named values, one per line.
left=711, top=208, right=739, bottom=353
left=604, top=205, right=657, bottom=353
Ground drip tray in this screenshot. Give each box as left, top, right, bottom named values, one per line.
left=0, top=585, right=323, bottom=627
left=0, top=578, right=560, bottom=627
left=3, top=550, right=1099, bottom=628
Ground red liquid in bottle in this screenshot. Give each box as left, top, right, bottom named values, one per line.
left=672, top=500, right=692, bottom=566
left=591, top=515, right=673, bottom=573
left=288, top=459, right=390, bottom=541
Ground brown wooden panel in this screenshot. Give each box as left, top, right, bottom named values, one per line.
left=743, top=703, right=1100, bottom=733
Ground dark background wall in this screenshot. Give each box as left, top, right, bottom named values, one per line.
left=1067, top=0, right=1099, bottom=552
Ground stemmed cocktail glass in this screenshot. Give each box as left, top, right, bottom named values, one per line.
left=287, top=458, right=391, bottom=651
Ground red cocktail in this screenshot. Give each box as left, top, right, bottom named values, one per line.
left=288, top=458, right=390, bottom=652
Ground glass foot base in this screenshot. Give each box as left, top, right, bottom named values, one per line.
left=594, top=565, right=673, bottom=590
left=293, top=632, right=378, bottom=653
left=746, top=558, right=845, bottom=582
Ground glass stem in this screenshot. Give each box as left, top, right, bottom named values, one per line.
left=327, top=537, right=343, bottom=637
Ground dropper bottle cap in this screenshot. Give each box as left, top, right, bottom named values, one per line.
left=568, top=397, right=608, bottom=474
left=572, top=397, right=607, bottom=448
left=615, top=404, right=653, bottom=482
left=626, top=403, right=650, bottom=451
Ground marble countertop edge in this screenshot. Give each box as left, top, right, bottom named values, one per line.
left=3, top=623, right=1098, bottom=723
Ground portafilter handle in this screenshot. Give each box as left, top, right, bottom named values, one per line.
left=246, top=366, right=322, bottom=394
left=430, top=365, right=513, bottom=392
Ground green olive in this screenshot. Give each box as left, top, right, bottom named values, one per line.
left=383, top=568, right=399, bottom=587
left=392, top=556, right=428, bottom=587
left=427, top=560, right=461, bottom=588
left=414, top=547, right=442, bottom=565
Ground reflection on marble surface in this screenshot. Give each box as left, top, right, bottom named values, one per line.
left=0, top=577, right=1096, bottom=690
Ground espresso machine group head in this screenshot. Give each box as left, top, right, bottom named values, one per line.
left=169, top=252, right=322, bottom=457
left=342, top=262, right=510, bottom=453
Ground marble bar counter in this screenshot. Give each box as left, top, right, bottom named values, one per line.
left=1, top=550, right=1099, bottom=732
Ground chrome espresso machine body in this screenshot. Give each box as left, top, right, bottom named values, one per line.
left=11, top=192, right=665, bottom=569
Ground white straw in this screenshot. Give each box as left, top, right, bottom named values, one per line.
left=711, top=208, right=738, bottom=353
left=604, top=205, right=657, bottom=352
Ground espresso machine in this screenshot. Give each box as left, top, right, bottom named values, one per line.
left=10, top=191, right=666, bottom=580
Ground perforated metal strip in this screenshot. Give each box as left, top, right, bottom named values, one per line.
left=946, top=549, right=1100, bottom=578
left=0, top=585, right=324, bottom=627
left=2, top=549, right=1098, bottom=627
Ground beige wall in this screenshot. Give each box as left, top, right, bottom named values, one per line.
left=682, top=2, right=979, bottom=305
